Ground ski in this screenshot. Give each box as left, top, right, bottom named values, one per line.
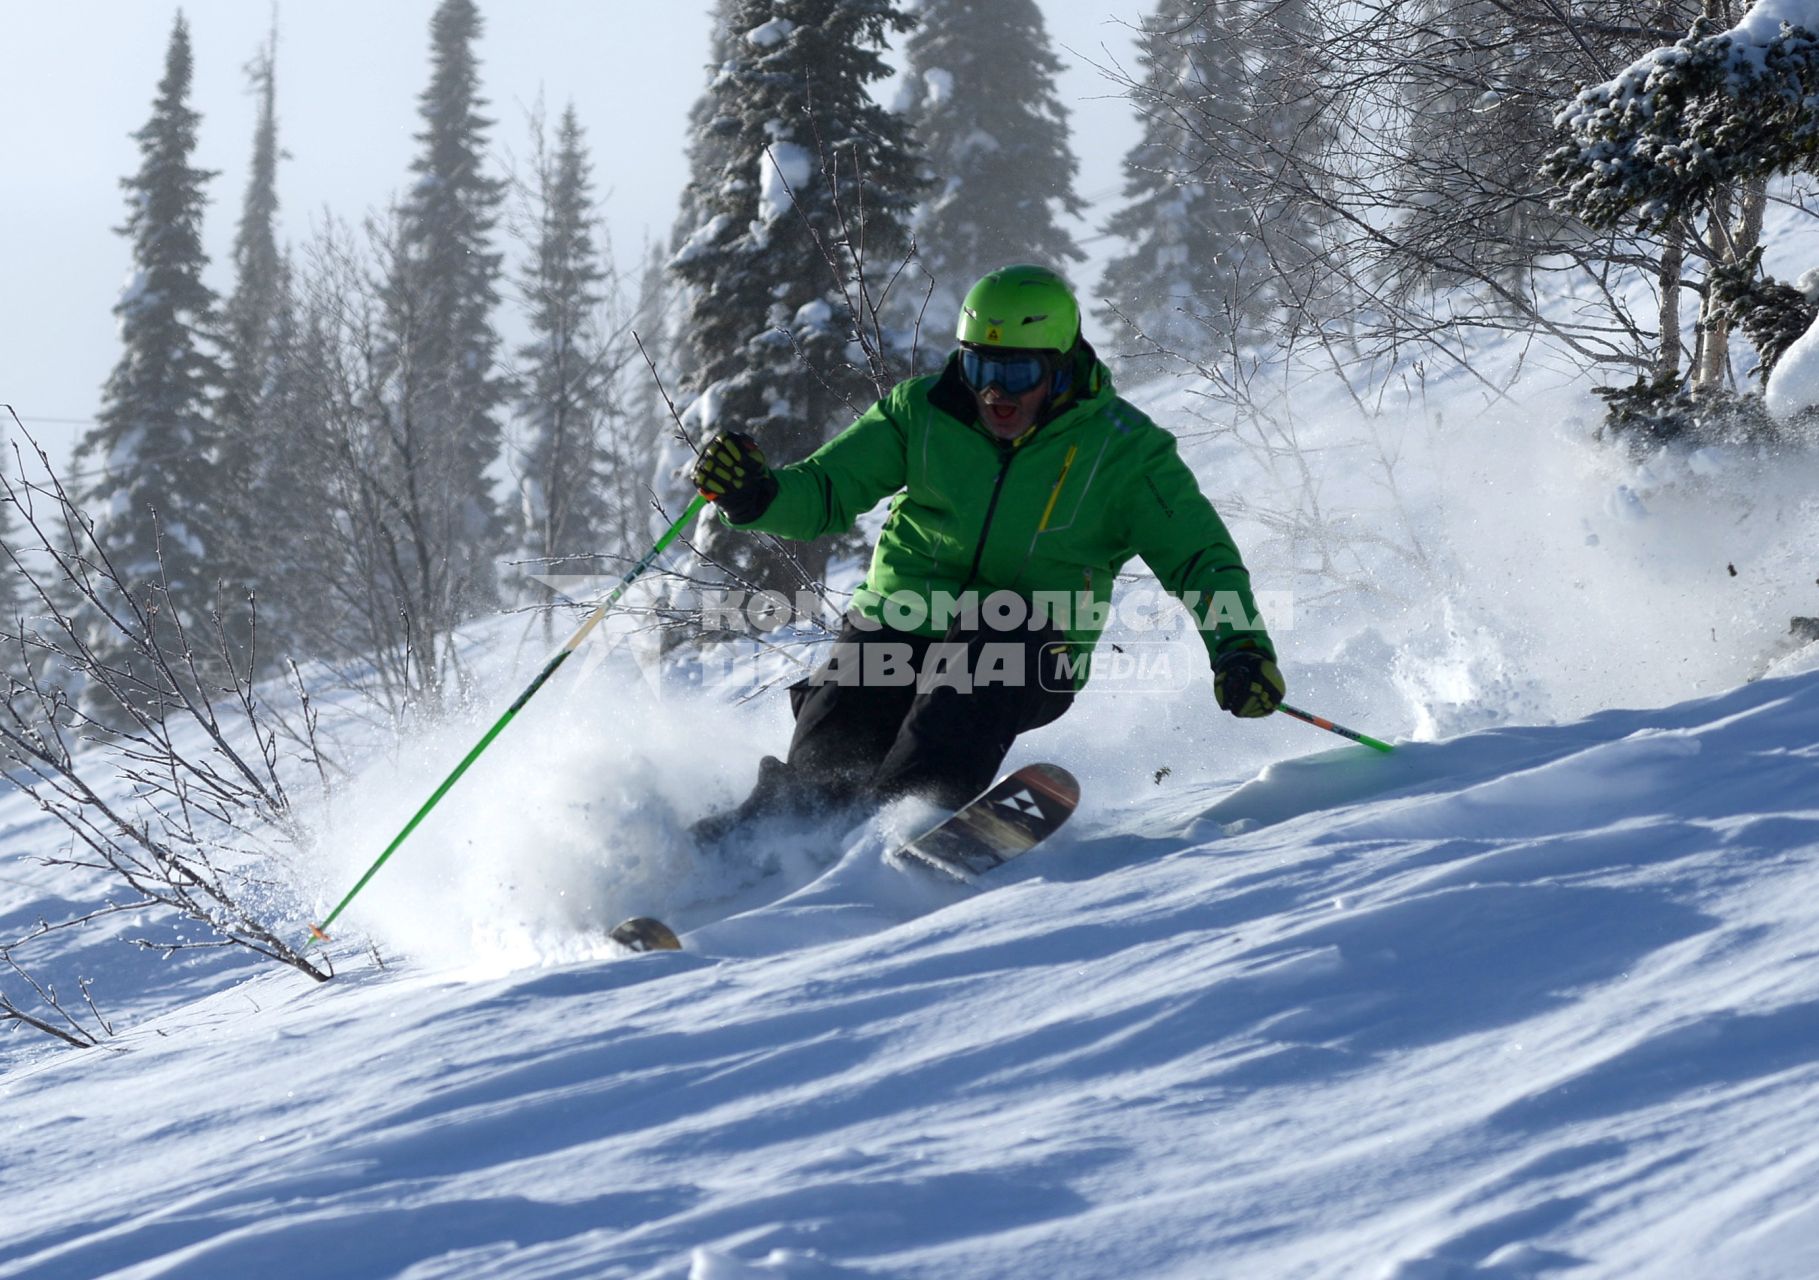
left=892, top=762, right=1080, bottom=882
left=610, top=916, right=682, bottom=952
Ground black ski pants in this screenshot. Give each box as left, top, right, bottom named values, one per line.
left=782, top=606, right=1077, bottom=813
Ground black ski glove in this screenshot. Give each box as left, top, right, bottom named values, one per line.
left=1213, top=645, right=1285, bottom=718
left=692, top=431, right=778, bottom=525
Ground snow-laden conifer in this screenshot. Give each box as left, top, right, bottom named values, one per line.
left=216, top=30, right=296, bottom=670
left=900, top=0, right=1084, bottom=330
left=654, top=0, right=740, bottom=530
left=511, top=106, right=619, bottom=588
left=378, top=0, right=508, bottom=619
left=670, top=0, right=925, bottom=592
left=622, top=243, right=681, bottom=538
left=78, top=14, right=226, bottom=711
left=1547, top=0, right=1819, bottom=413
left=1097, top=0, right=1269, bottom=363
left=1547, top=0, right=1819, bottom=233
left=218, top=34, right=286, bottom=470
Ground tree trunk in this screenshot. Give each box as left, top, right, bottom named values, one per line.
left=1695, top=185, right=1735, bottom=388
left=1657, top=218, right=1684, bottom=381
left=1733, top=172, right=1768, bottom=260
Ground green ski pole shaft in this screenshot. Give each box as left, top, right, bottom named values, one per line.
left=1277, top=702, right=1394, bottom=754
left=309, top=494, right=710, bottom=945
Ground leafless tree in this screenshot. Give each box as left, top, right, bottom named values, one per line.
left=251, top=216, right=498, bottom=719
left=1096, top=0, right=1743, bottom=398
left=0, top=420, right=334, bottom=1047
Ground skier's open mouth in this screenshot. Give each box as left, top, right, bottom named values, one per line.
left=988, top=403, right=1019, bottom=424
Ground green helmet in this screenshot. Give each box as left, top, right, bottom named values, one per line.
left=956, top=264, right=1081, bottom=353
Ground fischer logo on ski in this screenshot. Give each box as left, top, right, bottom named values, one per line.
left=999, top=789, right=1044, bottom=817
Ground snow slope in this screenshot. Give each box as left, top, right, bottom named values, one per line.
left=6, top=660, right=1819, bottom=1278
left=10, top=194, right=1819, bottom=1276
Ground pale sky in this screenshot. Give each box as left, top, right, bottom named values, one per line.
left=0, top=2, right=1142, bottom=471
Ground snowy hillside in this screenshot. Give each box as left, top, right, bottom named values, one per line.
left=10, top=201, right=1819, bottom=1275
left=20, top=0, right=1819, bottom=1272
left=7, top=646, right=1819, bottom=1276
left=8, top=318, right=1819, bottom=1274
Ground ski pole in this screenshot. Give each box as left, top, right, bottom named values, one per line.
left=308, top=493, right=710, bottom=945
left=1277, top=702, right=1394, bottom=753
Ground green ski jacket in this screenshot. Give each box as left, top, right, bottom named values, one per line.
left=731, top=347, right=1274, bottom=684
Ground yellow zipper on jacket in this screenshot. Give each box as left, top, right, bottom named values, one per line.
left=1036, top=443, right=1079, bottom=533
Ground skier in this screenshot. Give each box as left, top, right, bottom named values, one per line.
left=691, top=264, right=1282, bottom=839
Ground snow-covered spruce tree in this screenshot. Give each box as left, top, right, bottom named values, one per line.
left=1097, top=0, right=1271, bottom=368
left=1547, top=3, right=1819, bottom=234
left=76, top=14, right=227, bottom=718
left=660, top=0, right=743, bottom=418
left=622, top=242, right=678, bottom=538
left=238, top=249, right=356, bottom=667
left=377, top=0, right=508, bottom=629
left=236, top=249, right=354, bottom=679
left=210, top=31, right=355, bottom=677
left=647, top=0, right=742, bottom=557
left=900, top=0, right=1084, bottom=340
left=218, top=36, right=285, bottom=487
left=215, top=32, right=297, bottom=670
left=511, top=104, right=619, bottom=590
left=1545, top=0, right=1819, bottom=429
left=670, top=0, right=925, bottom=594
left=1709, top=246, right=1819, bottom=382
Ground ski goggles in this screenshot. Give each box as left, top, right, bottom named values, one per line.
left=960, top=346, right=1052, bottom=396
